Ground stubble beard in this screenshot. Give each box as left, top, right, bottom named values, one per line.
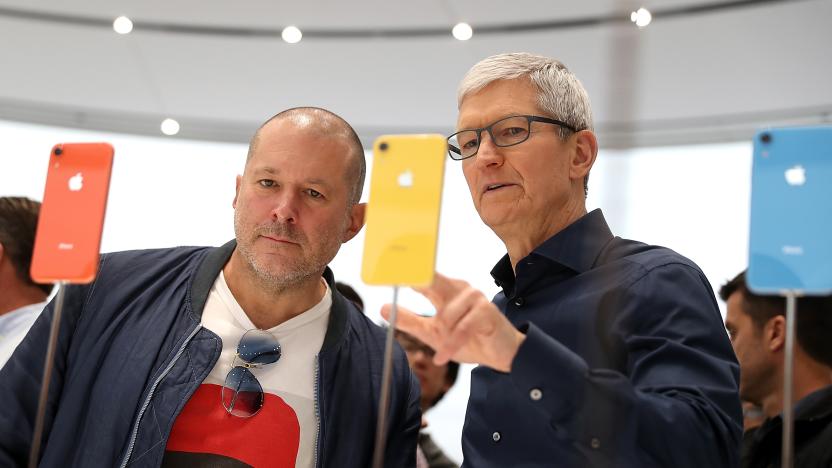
left=234, top=211, right=343, bottom=295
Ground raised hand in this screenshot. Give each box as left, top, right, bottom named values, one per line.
left=381, top=273, right=525, bottom=373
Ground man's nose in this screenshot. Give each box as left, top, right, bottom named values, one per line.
left=473, top=132, right=504, bottom=167
left=271, top=192, right=299, bottom=224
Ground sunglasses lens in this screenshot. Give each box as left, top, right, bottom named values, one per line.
left=222, top=367, right=264, bottom=417
left=238, top=329, right=281, bottom=365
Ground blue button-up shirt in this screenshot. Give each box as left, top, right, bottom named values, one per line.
left=461, top=209, right=742, bottom=467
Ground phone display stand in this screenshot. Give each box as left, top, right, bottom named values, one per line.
left=27, top=142, right=113, bottom=466
left=28, top=281, right=68, bottom=468
left=747, top=125, right=832, bottom=468
left=780, top=292, right=799, bottom=468
left=372, top=286, right=400, bottom=468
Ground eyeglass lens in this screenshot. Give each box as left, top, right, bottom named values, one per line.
left=222, top=366, right=265, bottom=417
left=398, top=336, right=437, bottom=358
left=221, top=329, right=282, bottom=417
left=449, top=116, right=531, bottom=160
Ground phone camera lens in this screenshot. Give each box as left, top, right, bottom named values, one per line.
left=379, top=142, right=389, bottom=152
left=760, top=133, right=772, bottom=144
left=54, top=147, right=63, bottom=156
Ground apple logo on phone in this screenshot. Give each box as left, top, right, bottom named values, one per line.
left=397, top=170, right=414, bottom=188
left=68, top=172, right=84, bottom=191
left=784, top=165, right=806, bottom=186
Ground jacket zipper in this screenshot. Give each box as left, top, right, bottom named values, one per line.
left=118, top=324, right=202, bottom=468
left=313, top=354, right=322, bottom=468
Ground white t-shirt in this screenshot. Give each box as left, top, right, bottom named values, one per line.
left=164, top=272, right=330, bottom=468
left=0, top=301, right=46, bottom=369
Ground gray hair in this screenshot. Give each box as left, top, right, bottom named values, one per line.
left=458, top=53, right=594, bottom=196
left=457, top=52, right=594, bottom=139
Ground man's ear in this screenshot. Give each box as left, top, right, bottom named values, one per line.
left=570, top=130, right=598, bottom=183
left=766, top=315, right=787, bottom=353
left=232, top=175, right=242, bottom=209
left=343, top=202, right=366, bottom=242
left=0, top=241, right=5, bottom=263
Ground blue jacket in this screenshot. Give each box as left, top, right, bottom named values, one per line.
left=0, top=241, right=420, bottom=467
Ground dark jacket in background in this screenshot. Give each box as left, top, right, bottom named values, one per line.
left=741, top=385, right=832, bottom=468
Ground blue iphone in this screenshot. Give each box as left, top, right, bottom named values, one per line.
left=748, top=126, right=832, bottom=294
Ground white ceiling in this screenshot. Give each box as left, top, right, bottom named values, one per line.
left=0, top=0, right=830, bottom=148
left=0, top=0, right=738, bottom=28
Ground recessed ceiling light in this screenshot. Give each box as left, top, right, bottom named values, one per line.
left=452, top=22, right=473, bottom=41
left=282, top=26, right=303, bottom=44
left=160, top=118, right=180, bottom=136
left=113, top=16, right=133, bottom=35
left=630, top=7, right=652, bottom=28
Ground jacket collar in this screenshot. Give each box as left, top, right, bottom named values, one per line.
left=189, top=239, right=349, bottom=351
left=190, top=239, right=236, bottom=315
left=491, top=209, right=615, bottom=288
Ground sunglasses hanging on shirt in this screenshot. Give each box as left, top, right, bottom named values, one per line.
left=221, top=329, right=282, bottom=417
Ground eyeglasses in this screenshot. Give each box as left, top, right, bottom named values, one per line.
left=221, top=329, right=282, bottom=417
left=447, top=114, right=580, bottom=161
left=396, top=334, right=436, bottom=358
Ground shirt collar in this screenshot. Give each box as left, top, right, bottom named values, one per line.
left=491, top=208, right=614, bottom=286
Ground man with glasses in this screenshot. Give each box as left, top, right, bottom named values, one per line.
left=385, top=53, right=742, bottom=467
left=0, top=107, right=420, bottom=467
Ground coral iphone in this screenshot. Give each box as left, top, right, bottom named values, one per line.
left=30, top=143, right=114, bottom=283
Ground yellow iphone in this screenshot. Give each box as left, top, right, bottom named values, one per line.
left=361, top=134, right=446, bottom=286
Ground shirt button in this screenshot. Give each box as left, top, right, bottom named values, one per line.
left=590, top=438, right=601, bottom=449
left=492, top=431, right=501, bottom=443
left=514, top=297, right=525, bottom=307
left=529, top=388, right=543, bottom=401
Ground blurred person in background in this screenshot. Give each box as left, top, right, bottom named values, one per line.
left=337, top=282, right=457, bottom=466
left=0, top=196, right=52, bottom=368
left=396, top=330, right=460, bottom=468
left=386, top=52, right=741, bottom=467
left=721, top=271, right=832, bottom=468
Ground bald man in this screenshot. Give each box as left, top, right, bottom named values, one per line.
left=0, top=108, right=420, bottom=468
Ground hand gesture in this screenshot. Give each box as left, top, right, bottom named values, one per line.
left=382, top=273, right=525, bottom=373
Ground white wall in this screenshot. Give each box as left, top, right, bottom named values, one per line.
left=0, top=119, right=752, bottom=463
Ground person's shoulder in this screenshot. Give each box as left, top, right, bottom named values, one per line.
left=93, top=245, right=213, bottom=288
left=605, top=237, right=704, bottom=276
left=101, top=245, right=211, bottom=269
left=336, top=297, right=410, bottom=366
left=343, top=302, right=387, bottom=343
left=597, top=237, right=713, bottom=297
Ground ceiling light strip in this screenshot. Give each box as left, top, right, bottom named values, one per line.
left=0, top=0, right=800, bottom=39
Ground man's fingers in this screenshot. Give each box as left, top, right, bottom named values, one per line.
left=435, top=286, right=483, bottom=332
left=414, top=272, right=468, bottom=307
left=434, top=301, right=497, bottom=365
left=380, top=303, right=434, bottom=346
